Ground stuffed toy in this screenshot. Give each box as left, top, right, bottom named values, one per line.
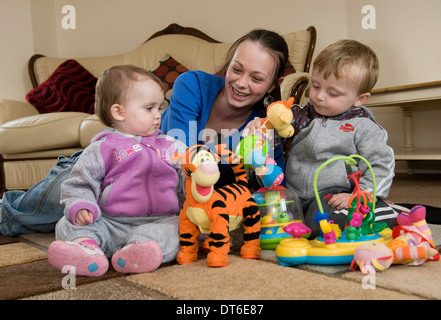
left=351, top=205, right=439, bottom=274
left=261, top=97, right=295, bottom=139
left=177, top=143, right=261, bottom=267
left=235, top=97, right=295, bottom=189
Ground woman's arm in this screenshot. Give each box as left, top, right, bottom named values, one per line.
left=160, top=71, right=224, bottom=147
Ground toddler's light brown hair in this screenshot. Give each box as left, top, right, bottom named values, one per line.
left=313, top=39, right=379, bottom=94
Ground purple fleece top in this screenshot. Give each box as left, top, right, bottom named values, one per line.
left=60, top=129, right=186, bottom=225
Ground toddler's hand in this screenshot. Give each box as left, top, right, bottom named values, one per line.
left=328, top=193, right=352, bottom=210
left=75, top=209, right=94, bottom=226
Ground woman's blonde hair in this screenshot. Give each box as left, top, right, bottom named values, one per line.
left=313, top=39, right=379, bottom=94
left=95, top=65, right=164, bottom=126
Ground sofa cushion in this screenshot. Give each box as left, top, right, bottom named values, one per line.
left=151, top=54, right=189, bottom=108
left=26, top=59, right=97, bottom=114
left=0, top=112, right=89, bottom=154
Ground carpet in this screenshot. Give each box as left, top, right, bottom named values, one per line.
left=1, top=221, right=440, bottom=302
left=0, top=231, right=441, bottom=300
left=1, top=174, right=440, bottom=303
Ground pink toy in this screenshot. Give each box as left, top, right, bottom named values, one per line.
left=351, top=243, right=393, bottom=274
left=283, top=223, right=311, bottom=239
left=396, top=205, right=434, bottom=247
left=350, top=212, right=364, bottom=227
left=351, top=205, right=439, bottom=274
left=323, top=230, right=336, bottom=244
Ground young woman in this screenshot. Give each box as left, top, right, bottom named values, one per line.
left=160, top=29, right=289, bottom=186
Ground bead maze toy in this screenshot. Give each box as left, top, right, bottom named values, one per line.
left=276, top=154, right=392, bottom=266
left=253, top=187, right=305, bottom=249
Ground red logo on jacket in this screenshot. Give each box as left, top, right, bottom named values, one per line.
left=339, top=123, right=354, bottom=132
left=113, top=144, right=142, bottom=162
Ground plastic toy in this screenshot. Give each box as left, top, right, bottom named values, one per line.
left=276, top=155, right=392, bottom=266
left=253, top=187, right=305, bottom=249
left=177, top=143, right=261, bottom=267
left=351, top=205, right=439, bottom=274
left=235, top=98, right=295, bottom=189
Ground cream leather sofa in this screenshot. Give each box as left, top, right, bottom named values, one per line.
left=0, top=23, right=316, bottom=195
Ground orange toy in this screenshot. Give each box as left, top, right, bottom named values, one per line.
left=177, top=143, right=261, bottom=267
left=261, top=97, right=295, bottom=139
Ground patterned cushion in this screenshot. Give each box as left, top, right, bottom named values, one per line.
left=26, top=59, right=97, bottom=114
left=150, top=54, right=189, bottom=108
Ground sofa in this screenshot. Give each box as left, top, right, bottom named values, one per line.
left=0, top=23, right=316, bottom=195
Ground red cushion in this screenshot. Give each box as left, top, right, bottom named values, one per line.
left=283, top=61, right=296, bottom=77
left=26, top=59, right=97, bottom=114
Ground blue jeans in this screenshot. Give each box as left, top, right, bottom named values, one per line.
left=0, top=151, right=82, bottom=236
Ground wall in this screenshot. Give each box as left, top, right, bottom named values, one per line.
left=0, top=0, right=34, bottom=100
left=345, top=0, right=441, bottom=172
left=51, top=0, right=348, bottom=58
left=4, top=0, right=440, bottom=96
left=31, top=0, right=58, bottom=56
left=346, top=0, right=441, bottom=88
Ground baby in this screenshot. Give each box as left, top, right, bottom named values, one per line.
left=48, top=65, right=186, bottom=276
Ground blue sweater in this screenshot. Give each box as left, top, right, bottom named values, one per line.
left=160, top=71, right=285, bottom=171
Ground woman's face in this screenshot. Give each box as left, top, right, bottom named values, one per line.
left=224, top=40, right=277, bottom=110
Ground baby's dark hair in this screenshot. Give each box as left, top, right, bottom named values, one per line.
left=95, top=65, right=164, bottom=126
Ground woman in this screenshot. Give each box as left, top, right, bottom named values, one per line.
left=0, top=29, right=289, bottom=236
left=160, top=28, right=289, bottom=186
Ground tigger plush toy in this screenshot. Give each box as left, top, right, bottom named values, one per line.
left=177, top=143, right=261, bottom=267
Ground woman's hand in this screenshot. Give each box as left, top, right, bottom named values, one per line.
left=75, top=209, right=94, bottom=226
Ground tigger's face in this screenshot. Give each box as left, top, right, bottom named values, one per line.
left=181, top=145, right=220, bottom=203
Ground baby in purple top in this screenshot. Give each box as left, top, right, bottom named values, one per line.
left=48, top=65, right=186, bottom=277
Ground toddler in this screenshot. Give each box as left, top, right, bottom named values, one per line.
left=48, top=65, right=186, bottom=276
left=247, top=40, right=398, bottom=238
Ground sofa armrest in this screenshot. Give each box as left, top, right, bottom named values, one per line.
left=79, top=114, right=111, bottom=148
left=280, top=72, right=311, bottom=106
left=0, top=112, right=88, bottom=154
left=0, top=99, right=39, bottom=125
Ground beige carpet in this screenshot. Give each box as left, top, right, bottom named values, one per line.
left=388, top=173, right=441, bottom=207
left=1, top=173, right=440, bottom=301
